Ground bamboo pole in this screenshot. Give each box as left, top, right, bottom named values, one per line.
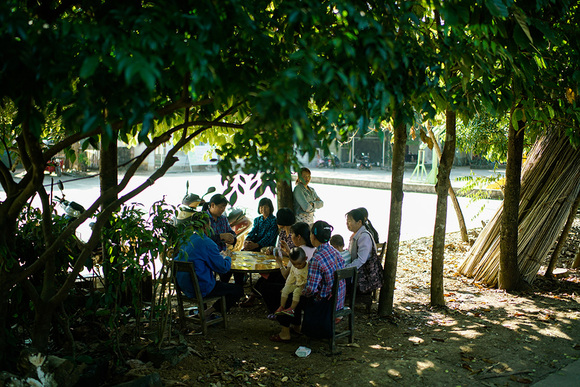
left=427, top=124, right=469, bottom=242
left=459, top=132, right=580, bottom=286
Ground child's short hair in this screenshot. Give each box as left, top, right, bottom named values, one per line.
left=289, top=247, right=307, bottom=265
left=329, top=234, right=345, bottom=249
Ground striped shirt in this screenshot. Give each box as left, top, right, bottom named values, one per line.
left=303, top=242, right=346, bottom=310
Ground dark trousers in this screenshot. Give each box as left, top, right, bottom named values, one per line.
left=253, top=271, right=286, bottom=313
left=219, top=271, right=247, bottom=287
left=275, top=295, right=304, bottom=328
left=206, top=281, right=244, bottom=312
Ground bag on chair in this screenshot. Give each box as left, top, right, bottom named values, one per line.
left=357, top=242, right=383, bottom=294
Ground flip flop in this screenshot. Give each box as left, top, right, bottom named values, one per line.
left=269, top=334, right=291, bottom=343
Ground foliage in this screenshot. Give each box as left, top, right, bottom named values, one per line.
left=457, top=114, right=510, bottom=163
left=1, top=0, right=580, bottom=366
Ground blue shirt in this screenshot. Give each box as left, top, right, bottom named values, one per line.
left=246, top=215, right=278, bottom=248
left=206, top=210, right=237, bottom=252
left=175, top=232, right=231, bottom=297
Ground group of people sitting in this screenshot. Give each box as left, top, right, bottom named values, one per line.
left=174, top=169, right=382, bottom=342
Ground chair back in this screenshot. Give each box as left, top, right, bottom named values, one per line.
left=332, top=267, right=358, bottom=310
left=173, top=260, right=203, bottom=300
left=171, top=260, right=227, bottom=334
left=329, top=266, right=358, bottom=354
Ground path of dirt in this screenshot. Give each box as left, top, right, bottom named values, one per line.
left=135, top=226, right=580, bottom=386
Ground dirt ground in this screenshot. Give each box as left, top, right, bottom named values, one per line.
left=136, top=225, right=580, bottom=387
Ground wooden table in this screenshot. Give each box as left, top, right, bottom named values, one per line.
left=230, top=251, right=288, bottom=273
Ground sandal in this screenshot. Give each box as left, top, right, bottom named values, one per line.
left=281, top=307, right=295, bottom=317
left=269, top=334, right=291, bottom=343
left=240, top=296, right=256, bottom=308
left=274, top=306, right=285, bottom=315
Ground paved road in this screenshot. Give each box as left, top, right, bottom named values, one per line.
left=3, top=165, right=503, bottom=243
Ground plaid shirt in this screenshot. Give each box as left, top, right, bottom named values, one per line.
left=246, top=215, right=278, bottom=248
left=303, top=242, right=346, bottom=310
left=206, top=210, right=236, bottom=252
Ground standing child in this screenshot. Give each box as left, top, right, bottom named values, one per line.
left=275, top=247, right=309, bottom=317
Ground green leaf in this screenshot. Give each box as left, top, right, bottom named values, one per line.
left=229, top=191, right=238, bottom=205
left=485, top=0, right=509, bottom=18
left=513, top=9, right=533, bottom=44
left=80, top=56, right=100, bottom=79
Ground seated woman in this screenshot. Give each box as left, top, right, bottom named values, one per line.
left=345, top=207, right=382, bottom=294
left=270, top=221, right=345, bottom=342
left=174, top=211, right=244, bottom=315
left=355, top=207, right=380, bottom=243
left=240, top=208, right=295, bottom=307
left=243, top=198, right=278, bottom=251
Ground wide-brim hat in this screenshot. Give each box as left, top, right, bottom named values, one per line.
left=227, top=208, right=245, bottom=224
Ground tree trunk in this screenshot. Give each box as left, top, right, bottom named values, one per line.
left=431, top=110, right=456, bottom=306
left=378, top=121, right=406, bottom=316
left=545, top=190, right=580, bottom=277
left=427, top=124, right=468, bottom=242
left=31, top=302, right=55, bottom=352
left=572, top=249, right=580, bottom=269
left=276, top=180, right=294, bottom=210
left=100, top=137, right=118, bottom=282
left=498, top=114, right=525, bottom=290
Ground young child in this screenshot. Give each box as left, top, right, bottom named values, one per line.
left=330, top=234, right=352, bottom=265
left=275, top=247, right=308, bottom=317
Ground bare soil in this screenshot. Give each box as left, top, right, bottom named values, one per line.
left=133, top=226, right=580, bottom=387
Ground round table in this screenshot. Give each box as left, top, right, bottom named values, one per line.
left=230, top=251, right=289, bottom=273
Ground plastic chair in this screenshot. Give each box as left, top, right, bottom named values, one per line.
left=172, top=261, right=228, bottom=334
left=330, top=267, right=358, bottom=353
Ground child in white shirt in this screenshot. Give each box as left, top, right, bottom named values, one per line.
left=275, top=247, right=308, bottom=317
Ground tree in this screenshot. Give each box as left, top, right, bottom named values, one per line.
left=444, top=0, right=580, bottom=290
left=431, top=110, right=457, bottom=306
left=1, top=0, right=419, bottom=358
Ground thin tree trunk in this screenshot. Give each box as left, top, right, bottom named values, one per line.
left=427, top=123, right=468, bottom=242
left=572, top=249, right=580, bottom=269
left=545, top=190, right=580, bottom=277
left=276, top=180, right=293, bottom=210
left=499, top=114, right=525, bottom=290
left=100, top=135, right=118, bottom=282
left=378, top=121, right=406, bottom=316
left=431, top=110, right=456, bottom=306
left=31, top=303, right=54, bottom=352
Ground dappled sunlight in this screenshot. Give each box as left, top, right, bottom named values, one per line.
left=415, top=360, right=436, bottom=375
left=368, top=344, right=395, bottom=351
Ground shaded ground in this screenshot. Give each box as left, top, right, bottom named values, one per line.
left=138, top=224, right=580, bottom=387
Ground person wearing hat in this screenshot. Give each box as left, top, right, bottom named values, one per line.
left=174, top=211, right=243, bottom=314
left=227, top=208, right=252, bottom=252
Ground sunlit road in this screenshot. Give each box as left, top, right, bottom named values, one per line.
left=2, top=168, right=502, bottom=244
